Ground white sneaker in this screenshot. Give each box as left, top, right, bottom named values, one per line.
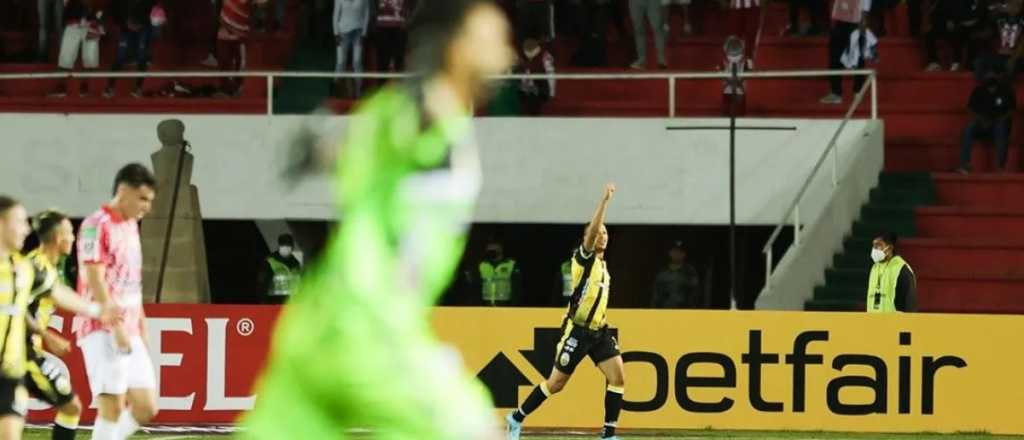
left=819, top=93, right=842, bottom=104
left=925, top=62, right=942, bottom=72
left=103, top=88, right=114, bottom=99
left=950, top=62, right=961, bottom=72
left=201, top=53, right=219, bottom=67
left=630, top=60, right=644, bottom=70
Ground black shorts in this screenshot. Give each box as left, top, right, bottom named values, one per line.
left=553, top=319, right=621, bottom=375
left=0, top=377, right=28, bottom=418
left=24, top=350, right=75, bottom=408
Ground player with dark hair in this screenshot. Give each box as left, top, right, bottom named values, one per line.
left=26, top=209, right=86, bottom=440
left=77, top=163, right=159, bottom=440
left=507, top=183, right=625, bottom=440
left=242, top=0, right=516, bottom=438
left=0, top=198, right=115, bottom=440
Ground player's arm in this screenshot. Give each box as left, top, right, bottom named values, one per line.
left=83, top=264, right=131, bottom=351
left=582, top=183, right=615, bottom=253
left=49, top=282, right=117, bottom=324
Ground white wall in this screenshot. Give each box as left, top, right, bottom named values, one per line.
left=1, top=115, right=870, bottom=224
left=755, top=120, right=885, bottom=310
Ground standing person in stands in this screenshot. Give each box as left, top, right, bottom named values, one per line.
left=977, top=0, right=1024, bottom=79
left=721, top=0, right=761, bottom=63
left=105, top=0, right=157, bottom=98
left=516, top=38, right=555, bottom=115
left=333, top=0, right=371, bottom=98
left=662, top=0, right=693, bottom=39
left=820, top=0, right=871, bottom=104
left=926, top=0, right=987, bottom=72
left=37, top=0, right=65, bottom=61
left=374, top=0, right=413, bottom=74
left=866, top=233, right=917, bottom=313
left=49, top=0, right=104, bottom=98
left=216, top=0, right=268, bottom=97
left=77, top=164, right=160, bottom=440
left=629, top=0, right=667, bottom=69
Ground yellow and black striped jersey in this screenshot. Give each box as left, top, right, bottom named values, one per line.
left=565, top=245, right=610, bottom=330
left=25, top=250, right=59, bottom=354
left=0, top=253, right=55, bottom=379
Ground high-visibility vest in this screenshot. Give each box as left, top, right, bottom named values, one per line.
left=479, top=260, right=516, bottom=304
left=561, top=260, right=573, bottom=298
left=267, top=257, right=299, bottom=297
left=866, top=255, right=913, bottom=313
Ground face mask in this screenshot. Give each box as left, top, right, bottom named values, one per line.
left=279, top=246, right=293, bottom=257
left=870, top=248, right=886, bottom=263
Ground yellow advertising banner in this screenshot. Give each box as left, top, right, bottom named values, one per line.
left=431, top=308, right=1024, bottom=434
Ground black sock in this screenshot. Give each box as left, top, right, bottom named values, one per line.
left=513, top=383, right=551, bottom=422
left=602, top=385, right=624, bottom=438
left=52, top=424, right=76, bottom=440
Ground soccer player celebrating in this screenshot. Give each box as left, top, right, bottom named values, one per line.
left=0, top=197, right=115, bottom=440
left=507, top=183, right=626, bottom=440
left=242, top=1, right=516, bottom=439
left=76, top=164, right=159, bottom=440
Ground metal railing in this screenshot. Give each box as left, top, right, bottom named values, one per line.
left=0, top=69, right=878, bottom=118
left=761, top=72, right=877, bottom=294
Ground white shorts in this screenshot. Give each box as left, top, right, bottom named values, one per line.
left=58, top=24, right=100, bottom=70
left=80, top=331, right=156, bottom=398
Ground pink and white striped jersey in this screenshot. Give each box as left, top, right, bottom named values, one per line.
left=730, top=0, right=760, bottom=9
left=75, top=205, right=145, bottom=340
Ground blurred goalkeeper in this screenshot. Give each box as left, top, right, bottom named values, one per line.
left=240, top=1, right=516, bottom=439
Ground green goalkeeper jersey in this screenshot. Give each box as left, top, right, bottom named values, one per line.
left=241, top=85, right=495, bottom=439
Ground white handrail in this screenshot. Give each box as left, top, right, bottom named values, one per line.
left=761, top=71, right=876, bottom=293
left=0, top=68, right=876, bottom=80
left=0, top=69, right=878, bottom=120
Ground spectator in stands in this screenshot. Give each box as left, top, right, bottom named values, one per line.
left=50, top=0, right=104, bottom=98
left=820, top=0, right=872, bottom=105
left=957, top=70, right=1015, bottom=174
left=723, top=0, right=761, bottom=63
left=217, top=0, right=267, bottom=97
left=203, top=0, right=223, bottom=67
left=476, top=239, right=521, bottom=307
left=104, top=0, right=157, bottom=98
left=630, top=0, right=668, bottom=69
left=569, top=0, right=611, bottom=67
left=333, top=0, right=370, bottom=98
left=517, top=0, right=554, bottom=42
left=976, top=0, right=1024, bottom=79
left=37, top=0, right=64, bottom=61
left=662, top=0, right=692, bottom=39
left=786, top=0, right=825, bottom=36
left=866, top=232, right=917, bottom=313
left=374, top=0, right=412, bottom=73
left=926, top=0, right=969, bottom=71
left=258, top=234, right=302, bottom=304
left=517, top=38, right=555, bottom=115
left=651, top=241, right=701, bottom=309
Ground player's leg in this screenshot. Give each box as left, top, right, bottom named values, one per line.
left=596, top=355, right=625, bottom=439
left=94, top=395, right=125, bottom=440
left=508, top=323, right=589, bottom=439
left=80, top=331, right=127, bottom=440
left=53, top=396, right=81, bottom=440
left=0, top=415, right=23, bottom=440
left=114, top=335, right=159, bottom=440
left=0, top=379, right=27, bottom=440
left=591, top=330, right=624, bottom=440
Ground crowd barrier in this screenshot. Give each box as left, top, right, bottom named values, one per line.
left=29, top=306, right=1023, bottom=434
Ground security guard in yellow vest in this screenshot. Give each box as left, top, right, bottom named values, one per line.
left=867, top=233, right=917, bottom=313
left=478, top=241, right=520, bottom=306
left=260, top=234, right=302, bottom=305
